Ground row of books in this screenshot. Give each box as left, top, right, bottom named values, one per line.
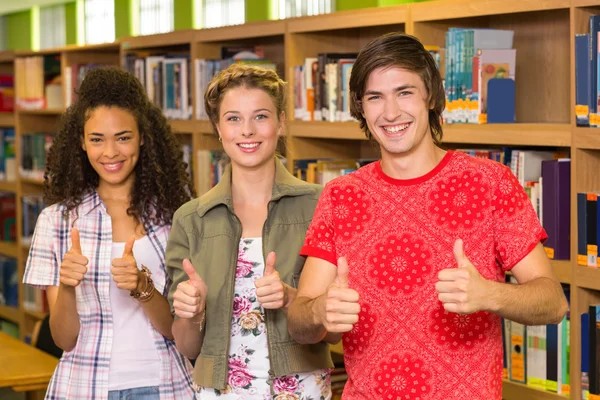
left=195, top=46, right=277, bottom=120
left=576, top=192, right=600, bottom=268
left=0, top=256, right=17, bottom=308
left=574, top=15, right=600, bottom=127
left=0, top=74, right=14, bottom=112
left=125, top=46, right=277, bottom=121
left=444, top=28, right=516, bottom=124
left=20, top=133, right=52, bottom=181
left=124, top=54, right=193, bottom=120
left=503, top=280, right=571, bottom=395
left=64, top=64, right=108, bottom=108
left=15, top=55, right=62, bottom=110
left=292, top=46, right=443, bottom=123
left=0, top=128, right=16, bottom=182
left=0, top=193, right=16, bottom=242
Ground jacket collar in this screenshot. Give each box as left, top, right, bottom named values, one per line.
left=196, top=158, right=315, bottom=217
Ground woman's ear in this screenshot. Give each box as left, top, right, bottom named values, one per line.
left=277, top=111, right=286, bottom=136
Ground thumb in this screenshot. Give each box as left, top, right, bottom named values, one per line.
left=123, top=235, right=135, bottom=258
left=453, top=239, right=468, bottom=268
left=182, top=259, right=203, bottom=287
left=264, top=252, right=276, bottom=276
left=70, top=228, right=82, bottom=254
left=336, top=257, right=349, bottom=288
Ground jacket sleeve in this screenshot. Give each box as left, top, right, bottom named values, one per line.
left=165, top=208, right=191, bottom=316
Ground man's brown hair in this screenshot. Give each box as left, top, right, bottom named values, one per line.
left=349, top=32, right=445, bottom=144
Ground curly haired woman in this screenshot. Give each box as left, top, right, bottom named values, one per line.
left=166, top=63, right=333, bottom=400
left=23, top=67, right=197, bottom=400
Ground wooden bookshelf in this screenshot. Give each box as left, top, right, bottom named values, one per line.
left=411, top=0, right=568, bottom=21
left=168, top=119, right=197, bottom=134
left=502, top=380, right=567, bottom=400
left=573, top=127, right=600, bottom=149
left=16, top=109, right=64, bottom=116
left=0, top=113, right=14, bottom=127
left=6, top=2, right=599, bottom=399
left=288, top=121, right=572, bottom=146
left=0, top=304, right=20, bottom=324
left=0, top=180, right=17, bottom=193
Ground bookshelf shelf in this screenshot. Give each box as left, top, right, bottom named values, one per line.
left=0, top=241, right=20, bottom=258
left=288, top=121, right=572, bottom=146
left=0, top=112, right=14, bottom=126
left=286, top=6, right=408, bottom=33
left=0, top=304, right=20, bottom=324
left=573, top=127, right=600, bottom=149
left=0, top=180, right=17, bottom=193
left=195, top=20, right=286, bottom=42
left=0, top=51, right=14, bottom=63
left=121, top=30, right=193, bottom=50
left=573, top=0, right=600, bottom=7
left=168, top=119, right=196, bottom=134
left=443, top=124, right=572, bottom=147
left=19, top=177, right=44, bottom=186
left=23, top=309, right=46, bottom=321
left=502, top=380, right=566, bottom=400
left=575, top=266, right=600, bottom=291
left=16, top=109, right=64, bottom=116
left=550, top=260, right=572, bottom=284
left=198, top=120, right=213, bottom=134
left=411, top=0, right=569, bottom=21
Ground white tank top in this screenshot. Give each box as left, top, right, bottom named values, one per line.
left=108, top=236, right=162, bottom=391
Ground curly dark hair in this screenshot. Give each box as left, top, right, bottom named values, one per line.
left=44, top=66, right=195, bottom=229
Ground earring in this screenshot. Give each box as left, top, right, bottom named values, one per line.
left=218, top=136, right=222, bottom=143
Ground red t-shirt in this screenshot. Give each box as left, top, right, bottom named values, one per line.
left=300, top=150, right=547, bottom=400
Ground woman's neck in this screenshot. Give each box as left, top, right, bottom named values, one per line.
left=231, top=159, right=275, bottom=206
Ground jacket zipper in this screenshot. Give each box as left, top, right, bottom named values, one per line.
left=262, top=200, right=276, bottom=394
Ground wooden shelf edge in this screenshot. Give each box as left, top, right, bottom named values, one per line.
left=0, top=51, right=15, bottom=63
left=286, top=5, right=408, bottom=33
left=195, top=20, right=286, bottom=42
left=0, top=180, right=17, bottom=193
left=16, top=109, right=64, bottom=116
left=549, top=260, right=572, bottom=285
left=121, top=30, right=194, bottom=50
left=502, top=380, right=566, bottom=400
left=198, top=120, right=213, bottom=133
left=0, top=304, right=20, bottom=324
left=168, top=119, right=196, bottom=133
left=0, top=112, right=15, bottom=126
left=23, top=309, right=47, bottom=320
left=411, top=0, right=569, bottom=22
left=0, top=241, right=20, bottom=258
left=575, top=266, right=600, bottom=291
left=574, top=127, right=600, bottom=149
left=573, top=0, right=600, bottom=7
left=288, top=121, right=571, bottom=146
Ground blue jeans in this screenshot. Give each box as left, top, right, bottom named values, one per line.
left=107, top=386, right=160, bottom=400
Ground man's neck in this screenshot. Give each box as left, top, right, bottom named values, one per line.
left=380, top=142, right=446, bottom=181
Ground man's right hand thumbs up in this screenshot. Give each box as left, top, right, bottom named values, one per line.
left=173, top=259, right=208, bottom=320
left=59, top=228, right=89, bottom=287
left=315, top=256, right=360, bottom=333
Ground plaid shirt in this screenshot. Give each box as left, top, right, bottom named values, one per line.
left=23, top=191, right=197, bottom=400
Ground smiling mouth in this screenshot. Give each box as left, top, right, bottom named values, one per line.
left=382, top=122, right=411, bottom=134
left=238, top=143, right=260, bottom=149
left=101, top=162, right=124, bottom=171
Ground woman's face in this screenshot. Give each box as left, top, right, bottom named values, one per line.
left=82, top=106, right=142, bottom=190
left=216, top=86, right=283, bottom=171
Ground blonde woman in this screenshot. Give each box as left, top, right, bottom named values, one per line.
left=166, top=64, right=333, bottom=399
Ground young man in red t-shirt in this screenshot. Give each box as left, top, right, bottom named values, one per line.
left=287, top=33, right=569, bottom=400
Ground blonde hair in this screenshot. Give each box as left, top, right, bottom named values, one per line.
left=204, top=63, right=287, bottom=134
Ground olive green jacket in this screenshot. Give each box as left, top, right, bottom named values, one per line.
left=166, top=158, right=333, bottom=390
